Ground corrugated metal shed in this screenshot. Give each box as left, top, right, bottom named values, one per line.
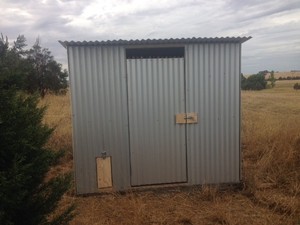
left=60, top=37, right=251, bottom=194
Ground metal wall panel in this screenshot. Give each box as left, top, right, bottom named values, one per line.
left=68, top=45, right=130, bottom=194
left=185, top=43, right=241, bottom=184
left=127, top=58, right=187, bottom=186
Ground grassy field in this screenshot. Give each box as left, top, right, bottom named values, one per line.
left=42, top=80, right=300, bottom=225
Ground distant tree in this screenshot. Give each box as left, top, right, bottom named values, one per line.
left=0, top=88, right=74, bottom=225
left=241, top=73, right=248, bottom=90
left=241, top=73, right=267, bottom=90
left=257, top=70, right=269, bottom=77
left=270, top=70, right=276, bottom=88
left=0, top=34, right=68, bottom=97
left=294, top=83, right=300, bottom=90
left=13, top=35, right=27, bottom=55
left=27, top=38, right=68, bottom=97
left=0, top=34, right=9, bottom=87
left=0, top=34, right=30, bottom=90
left=277, top=76, right=300, bottom=81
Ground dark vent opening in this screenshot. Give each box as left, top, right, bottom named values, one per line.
left=126, top=47, right=184, bottom=59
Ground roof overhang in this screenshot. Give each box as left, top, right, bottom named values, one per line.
left=59, top=37, right=252, bottom=48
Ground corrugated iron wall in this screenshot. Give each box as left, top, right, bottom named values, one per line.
left=68, top=45, right=130, bottom=194
left=185, top=43, right=241, bottom=184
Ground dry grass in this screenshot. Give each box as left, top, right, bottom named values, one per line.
left=42, top=80, right=300, bottom=225
left=241, top=80, right=300, bottom=223
left=40, top=92, right=73, bottom=180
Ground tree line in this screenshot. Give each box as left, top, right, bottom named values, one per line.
left=0, top=34, right=68, bottom=97
left=241, top=70, right=276, bottom=90
left=278, top=76, right=300, bottom=80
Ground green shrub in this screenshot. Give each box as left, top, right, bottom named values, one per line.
left=269, top=70, right=276, bottom=88
left=241, top=73, right=267, bottom=90
left=0, top=89, right=74, bottom=225
left=294, top=83, right=300, bottom=90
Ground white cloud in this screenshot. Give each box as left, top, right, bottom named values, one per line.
left=0, top=0, right=299, bottom=73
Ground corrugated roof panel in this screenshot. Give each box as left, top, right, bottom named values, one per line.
left=59, top=37, right=251, bottom=48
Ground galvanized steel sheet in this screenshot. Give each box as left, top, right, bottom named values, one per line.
left=68, top=45, right=130, bottom=194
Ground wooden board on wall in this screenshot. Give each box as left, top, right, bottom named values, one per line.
left=96, top=157, right=112, bottom=188
left=175, top=113, right=187, bottom=124
left=186, top=112, right=198, bottom=124
left=176, top=112, right=198, bottom=124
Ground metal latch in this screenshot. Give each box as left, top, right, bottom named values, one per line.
left=184, top=115, right=193, bottom=120
left=101, top=151, right=107, bottom=159
left=176, top=112, right=198, bottom=124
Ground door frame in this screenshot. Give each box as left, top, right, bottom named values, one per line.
left=125, top=47, right=188, bottom=186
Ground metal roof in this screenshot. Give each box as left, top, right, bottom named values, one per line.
left=59, top=37, right=251, bottom=48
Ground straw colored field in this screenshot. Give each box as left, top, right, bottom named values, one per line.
left=274, top=71, right=300, bottom=79
left=264, top=71, right=300, bottom=79
left=42, top=79, right=300, bottom=225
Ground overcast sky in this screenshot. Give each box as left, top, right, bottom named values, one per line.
left=1, top=0, right=299, bottom=74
